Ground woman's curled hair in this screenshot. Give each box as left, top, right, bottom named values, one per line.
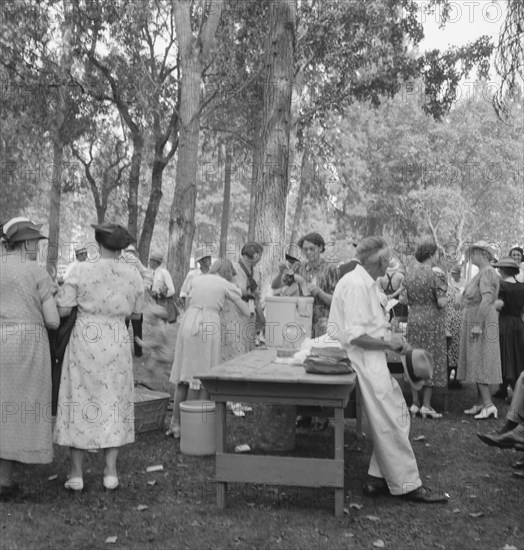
left=415, top=242, right=438, bottom=263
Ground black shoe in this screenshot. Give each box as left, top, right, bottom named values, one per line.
left=493, top=389, right=508, bottom=400
left=363, top=476, right=389, bottom=497
left=477, top=430, right=524, bottom=449
left=401, top=486, right=448, bottom=503
left=496, top=420, right=518, bottom=435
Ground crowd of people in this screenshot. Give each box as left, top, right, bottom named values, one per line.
left=1, top=215, right=523, bottom=502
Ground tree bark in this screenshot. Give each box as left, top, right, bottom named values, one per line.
left=289, top=141, right=313, bottom=246
left=168, top=0, right=224, bottom=293
left=127, top=132, right=144, bottom=241
left=139, top=156, right=165, bottom=263
left=219, top=146, right=232, bottom=260
left=46, top=141, right=63, bottom=275
left=252, top=0, right=296, bottom=295
left=248, top=145, right=258, bottom=241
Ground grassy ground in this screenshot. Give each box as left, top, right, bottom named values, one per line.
left=2, top=328, right=523, bottom=550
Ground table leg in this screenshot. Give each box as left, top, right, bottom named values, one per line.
left=334, top=406, right=344, bottom=517
left=356, top=380, right=363, bottom=440
left=215, top=401, right=227, bottom=509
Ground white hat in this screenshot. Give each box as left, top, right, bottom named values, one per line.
left=194, top=246, right=211, bottom=263
left=401, top=349, right=434, bottom=391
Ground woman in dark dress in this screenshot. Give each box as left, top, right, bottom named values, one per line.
left=493, top=257, right=524, bottom=392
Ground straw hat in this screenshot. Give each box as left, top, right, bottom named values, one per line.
left=469, top=241, right=497, bottom=259
left=124, top=243, right=138, bottom=254
left=149, top=250, right=163, bottom=263
left=194, top=246, right=211, bottom=263
left=1, top=218, right=46, bottom=243
left=386, top=257, right=401, bottom=272
left=401, top=349, right=434, bottom=391
left=492, top=257, right=520, bottom=271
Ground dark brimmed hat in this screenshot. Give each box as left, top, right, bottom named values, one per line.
left=1, top=218, right=46, bottom=244
left=493, top=256, right=520, bottom=272
left=91, top=223, right=134, bottom=251
left=401, top=349, right=434, bottom=391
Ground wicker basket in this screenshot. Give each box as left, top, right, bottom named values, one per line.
left=134, top=386, right=170, bottom=433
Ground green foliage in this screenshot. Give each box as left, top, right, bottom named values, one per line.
left=325, top=89, right=523, bottom=251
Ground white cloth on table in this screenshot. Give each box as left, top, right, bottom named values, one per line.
left=328, top=264, right=422, bottom=496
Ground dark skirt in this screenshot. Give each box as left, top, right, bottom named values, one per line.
left=499, top=314, right=524, bottom=384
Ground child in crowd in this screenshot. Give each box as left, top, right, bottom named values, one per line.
left=135, top=304, right=174, bottom=378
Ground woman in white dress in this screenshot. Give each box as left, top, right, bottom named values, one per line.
left=167, top=260, right=250, bottom=438
left=53, top=224, right=144, bottom=491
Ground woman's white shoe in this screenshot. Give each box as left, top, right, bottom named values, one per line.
left=64, top=477, right=84, bottom=491
left=420, top=406, right=443, bottom=419
left=103, top=475, right=119, bottom=490
left=409, top=404, right=420, bottom=417
left=473, top=404, right=498, bottom=420
left=464, top=404, right=483, bottom=415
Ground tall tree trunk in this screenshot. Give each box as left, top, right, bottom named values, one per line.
left=46, top=0, right=73, bottom=276
left=127, top=132, right=143, bottom=241
left=253, top=0, right=296, bottom=296
left=248, top=145, right=258, bottom=241
left=139, top=158, right=165, bottom=263
left=219, top=146, right=232, bottom=260
left=289, top=142, right=313, bottom=246
left=168, top=0, right=224, bottom=293
left=46, top=141, right=63, bottom=275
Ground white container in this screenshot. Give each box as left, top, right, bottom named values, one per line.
left=180, top=400, right=216, bottom=456
left=264, top=296, right=314, bottom=349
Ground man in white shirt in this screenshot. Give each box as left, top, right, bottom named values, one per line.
left=149, top=250, right=175, bottom=305
left=122, top=243, right=149, bottom=357
left=328, top=236, right=448, bottom=503
left=63, top=245, right=87, bottom=281
left=179, top=246, right=212, bottom=309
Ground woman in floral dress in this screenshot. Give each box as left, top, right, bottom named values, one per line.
left=403, top=242, right=448, bottom=419
left=293, top=232, right=339, bottom=337
left=457, top=242, right=501, bottom=419
left=445, top=265, right=464, bottom=388
left=54, top=224, right=144, bottom=491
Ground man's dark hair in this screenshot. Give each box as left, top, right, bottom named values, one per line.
left=415, top=242, right=438, bottom=263
left=241, top=241, right=263, bottom=259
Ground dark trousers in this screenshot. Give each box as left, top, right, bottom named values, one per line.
left=125, top=315, right=143, bottom=357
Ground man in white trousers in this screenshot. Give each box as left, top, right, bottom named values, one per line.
left=328, top=236, right=448, bottom=503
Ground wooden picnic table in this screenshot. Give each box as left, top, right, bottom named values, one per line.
left=197, top=348, right=358, bottom=517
